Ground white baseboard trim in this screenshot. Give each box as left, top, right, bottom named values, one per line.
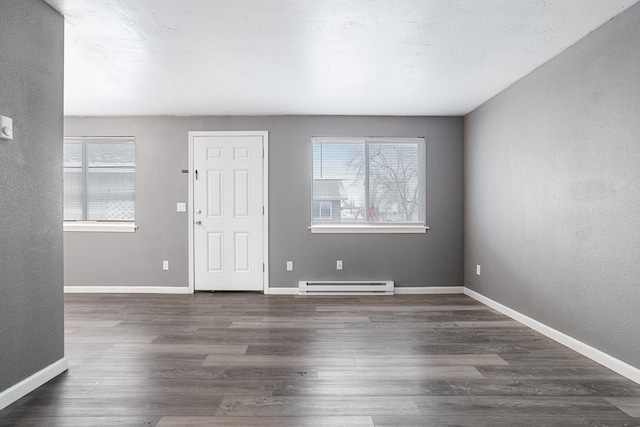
left=266, top=287, right=300, bottom=295
left=395, top=286, right=464, bottom=295
left=64, top=286, right=192, bottom=294
left=0, top=357, right=68, bottom=411
left=464, top=287, right=640, bottom=385
left=63, top=286, right=464, bottom=296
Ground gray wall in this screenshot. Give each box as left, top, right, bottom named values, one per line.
left=64, top=116, right=464, bottom=289
left=0, top=0, right=65, bottom=392
left=465, top=3, right=640, bottom=368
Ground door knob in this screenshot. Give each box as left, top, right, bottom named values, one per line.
left=195, top=220, right=202, bottom=225
left=195, top=209, right=202, bottom=214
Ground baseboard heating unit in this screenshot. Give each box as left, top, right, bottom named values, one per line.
left=298, top=281, right=394, bottom=295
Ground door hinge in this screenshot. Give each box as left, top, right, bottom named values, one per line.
left=262, top=148, right=264, bottom=158
left=262, top=263, right=265, bottom=272
left=195, top=169, right=198, bottom=180
left=262, top=206, right=265, bottom=215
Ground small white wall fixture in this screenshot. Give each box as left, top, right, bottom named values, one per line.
left=1, top=116, right=13, bottom=140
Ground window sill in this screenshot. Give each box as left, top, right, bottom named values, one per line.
left=309, top=224, right=429, bottom=234
left=63, top=222, right=137, bottom=233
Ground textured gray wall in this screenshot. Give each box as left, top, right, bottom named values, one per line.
left=64, top=116, right=464, bottom=289
left=465, top=3, right=640, bottom=368
left=0, top=0, right=65, bottom=392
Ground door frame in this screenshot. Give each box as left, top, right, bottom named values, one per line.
left=187, top=130, right=269, bottom=294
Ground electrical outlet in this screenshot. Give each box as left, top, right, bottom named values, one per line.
left=163, top=261, right=169, bottom=271
left=336, top=260, right=343, bottom=270
left=286, top=261, right=293, bottom=271
left=476, top=264, right=481, bottom=276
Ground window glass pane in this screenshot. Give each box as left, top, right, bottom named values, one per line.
left=63, top=141, right=84, bottom=220
left=320, top=202, right=331, bottom=218
left=86, top=141, right=136, bottom=221
left=312, top=201, right=332, bottom=219
left=63, top=168, right=84, bottom=220
left=312, top=201, right=321, bottom=219
left=87, top=141, right=135, bottom=168
left=368, top=142, right=421, bottom=222
left=312, top=140, right=364, bottom=224
left=86, top=167, right=135, bottom=221
left=63, top=141, right=83, bottom=167
left=63, top=138, right=136, bottom=222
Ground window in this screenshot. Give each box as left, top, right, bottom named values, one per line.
left=311, top=137, right=427, bottom=233
left=63, top=137, right=136, bottom=228
left=313, top=200, right=332, bottom=219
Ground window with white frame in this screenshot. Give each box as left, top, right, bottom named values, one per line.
left=311, top=137, right=426, bottom=233
left=312, top=200, right=332, bottom=219
left=63, top=137, right=136, bottom=222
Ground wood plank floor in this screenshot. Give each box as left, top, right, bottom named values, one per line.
left=2, top=292, right=640, bottom=426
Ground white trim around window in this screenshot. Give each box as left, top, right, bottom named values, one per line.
left=310, top=224, right=429, bottom=234
left=311, top=136, right=428, bottom=233
left=63, top=136, right=136, bottom=223
left=63, top=221, right=137, bottom=233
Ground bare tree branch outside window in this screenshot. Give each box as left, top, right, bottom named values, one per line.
left=346, top=141, right=421, bottom=222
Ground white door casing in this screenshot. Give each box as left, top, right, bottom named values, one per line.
left=188, top=131, right=268, bottom=292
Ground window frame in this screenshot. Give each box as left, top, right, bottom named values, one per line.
left=310, top=136, right=429, bottom=234
left=63, top=136, right=137, bottom=233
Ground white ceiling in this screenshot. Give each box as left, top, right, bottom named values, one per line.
left=45, top=0, right=638, bottom=117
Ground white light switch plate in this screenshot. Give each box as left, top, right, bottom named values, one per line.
left=176, top=202, right=186, bottom=212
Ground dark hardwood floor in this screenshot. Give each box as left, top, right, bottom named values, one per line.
left=1, top=292, right=639, bottom=426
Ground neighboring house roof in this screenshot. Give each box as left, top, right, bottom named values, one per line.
left=313, top=179, right=347, bottom=200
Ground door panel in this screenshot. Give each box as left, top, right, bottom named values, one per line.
left=193, top=134, right=264, bottom=291
left=207, top=170, right=223, bottom=216
left=207, top=232, right=223, bottom=272
left=234, top=170, right=251, bottom=217
left=234, top=232, right=251, bottom=272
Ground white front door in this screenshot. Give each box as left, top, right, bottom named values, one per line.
left=191, top=131, right=266, bottom=291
